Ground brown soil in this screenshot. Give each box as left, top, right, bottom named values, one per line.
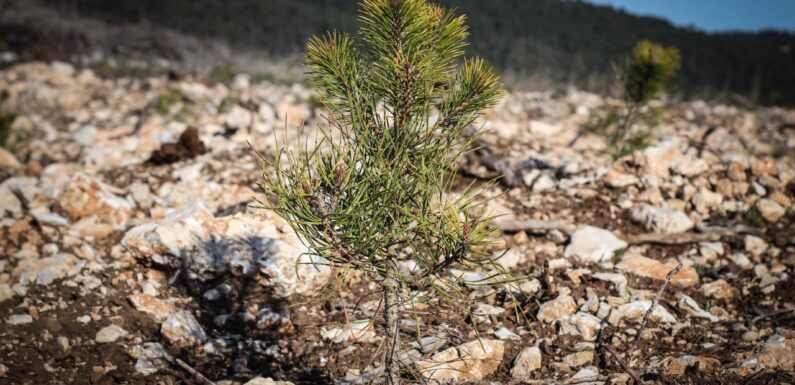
left=147, top=127, right=207, bottom=165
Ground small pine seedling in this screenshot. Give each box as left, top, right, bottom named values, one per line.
left=616, top=40, right=680, bottom=155
left=258, top=0, right=503, bottom=384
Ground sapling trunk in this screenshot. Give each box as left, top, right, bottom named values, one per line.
left=382, top=263, right=401, bottom=385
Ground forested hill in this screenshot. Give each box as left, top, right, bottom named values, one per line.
left=43, top=0, right=795, bottom=106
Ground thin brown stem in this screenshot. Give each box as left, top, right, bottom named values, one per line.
left=383, top=261, right=402, bottom=385
left=604, top=344, right=643, bottom=385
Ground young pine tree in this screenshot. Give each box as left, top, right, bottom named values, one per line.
left=616, top=40, right=680, bottom=153
left=259, top=0, right=503, bottom=383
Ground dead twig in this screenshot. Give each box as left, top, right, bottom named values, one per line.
left=565, top=375, right=609, bottom=384
left=604, top=344, right=644, bottom=385
left=9, top=187, right=29, bottom=212
left=634, top=259, right=682, bottom=347
left=742, top=368, right=764, bottom=385
left=696, top=126, right=717, bottom=158
left=623, top=231, right=726, bottom=245
left=624, top=222, right=758, bottom=245
left=493, top=218, right=576, bottom=235
left=174, top=357, right=215, bottom=385
left=131, top=99, right=155, bottom=136
left=750, top=308, right=795, bottom=328
left=695, top=222, right=758, bottom=235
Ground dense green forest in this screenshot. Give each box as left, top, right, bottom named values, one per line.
left=44, top=0, right=795, bottom=106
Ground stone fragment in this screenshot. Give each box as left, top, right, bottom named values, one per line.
left=128, top=294, right=176, bottom=323
left=532, top=174, right=556, bottom=192
left=123, top=202, right=330, bottom=297
left=321, top=319, right=375, bottom=343
left=691, top=188, right=723, bottom=214
left=494, top=326, right=520, bottom=340
left=0, top=177, right=38, bottom=216
left=673, top=158, right=709, bottom=177
left=33, top=212, right=70, bottom=227
left=592, top=272, right=628, bottom=296
left=608, top=300, right=677, bottom=325
left=243, top=378, right=295, bottom=385
left=700, top=279, right=736, bottom=300
left=744, top=235, right=768, bottom=255
left=0, top=147, right=21, bottom=169
left=630, top=204, right=694, bottom=233
left=677, top=294, right=719, bottom=322
left=128, top=182, right=153, bottom=209
left=616, top=254, right=699, bottom=288
left=419, top=335, right=447, bottom=354
left=537, top=294, right=578, bottom=322
left=563, top=226, right=627, bottom=264
left=756, top=199, right=785, bottom=222
left=739, top=334, right=795, bottom=373
left=59, top=173, right=133, bottom=228
left=770, top=191, right=792, bottom=207
left=665, top=355, right=721, bottom=375
left=95, top=325, right=129, bottom=343
left=603, top=168, right=639, bottom=188
left=729, top=253, right=753, bottom=269
left=0, top=284, right=13, bottom=303
left=559, top=312, right=603, bottom=340
left=161, top=310, right=207, bottom=348
left=563, top=351, right=594, bottom=368
left=698, top=242, right=724, bottom=263
left=511, top=346, right=542, bottom=380
left=129, top=342, right=173, bottom=376
left=643, top=145, right=682, bottom=178
left=568, top=366, right=601, bottom=384
left=7, top=314, right=33, bottom=325
left=494, top=249, right=524, bottom=270
left=417, top=339, right=504, bottom=383
left=14, top=253, right=79, bottom=286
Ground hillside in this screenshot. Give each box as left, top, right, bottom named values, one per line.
left=37, top=0, right=795, bottom=106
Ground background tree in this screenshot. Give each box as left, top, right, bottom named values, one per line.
left=258, top=0, right=503, bottom=383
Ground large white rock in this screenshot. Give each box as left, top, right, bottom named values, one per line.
left=643, top=145, right=683, bottom=178
left=129, top=342, right=173, bottom=376
left=691, top=188, right=723, bottom=214
left=0, top=177, right=39, bottom=217
left=95, top=325, right=129, bottom=343
left=608, top=300, right=678, bottom=325
left=560, top=312, right=603, bottom=340
left=756, top=199, right=786, bottom=222
left=739, top=334, right=795, bottom=373
left=320, top=319, right=376, bottom=343
left=537, top=294, right=578, bottom=322
left=630, top=204, right=694, bottom=233
left=161, top=310, right=207, bottom=348
left=616, top=253, right=699, bottom=288
left=59, top=173, right=133, bottom=228
left=511, top=346, right=542, bottom=379
left=123, top=202, right=330, bottom=297
left=417, top=339, right=504, bottom=383
left=564, top=226, right=628, bottom=264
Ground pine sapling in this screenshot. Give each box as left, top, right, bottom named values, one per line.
left=616, top=40, right=680, bottom=154
left=258, top=1, right=503, bottom=383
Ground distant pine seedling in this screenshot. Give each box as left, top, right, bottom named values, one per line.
left=582, top=40, right=680, bottom=156
left=258, top=0, right=504, bottom=383
left=617, top=40, right=680, bottom=152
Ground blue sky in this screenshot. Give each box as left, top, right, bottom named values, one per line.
left=586, top=0, right=795, bottom=32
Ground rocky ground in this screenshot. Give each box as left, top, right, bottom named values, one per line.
left=0, top=61, right=794, bottom=385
